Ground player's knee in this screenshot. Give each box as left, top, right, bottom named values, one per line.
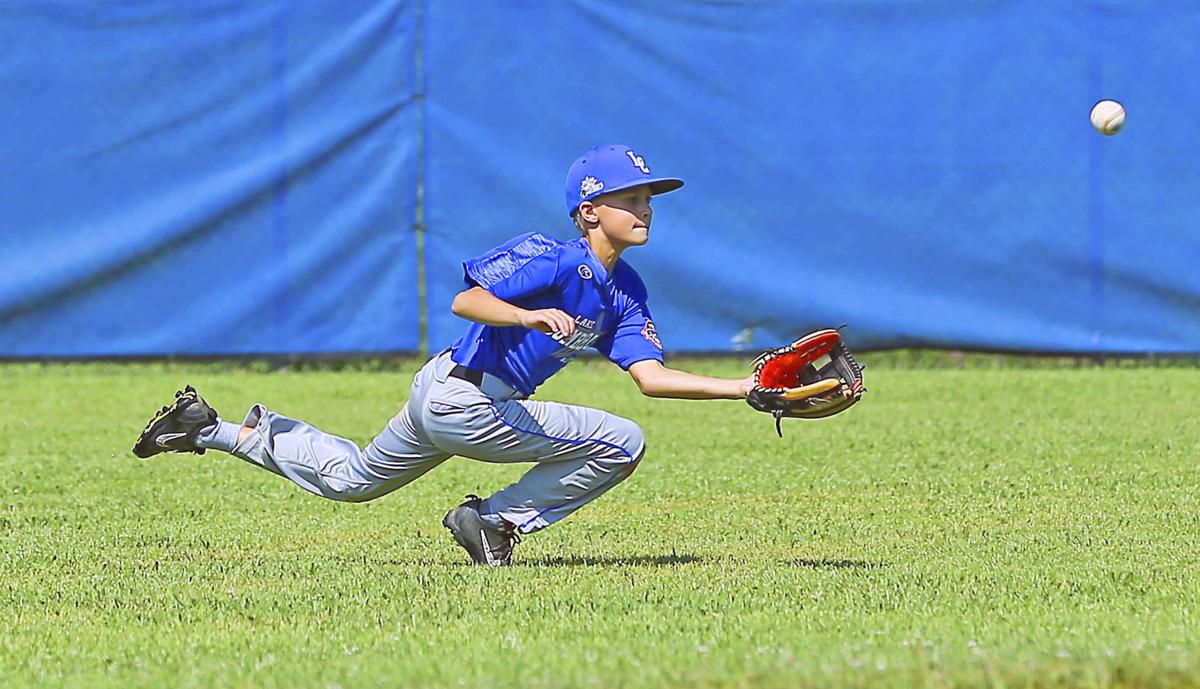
left=336, top=487, right=377, bottom=503
left=603, top=416, right=645, bottom=467
left=319, top=453, right=383, bottom=504
left=621, top=442, right=646, bottom=479
left=323, top=480, right=378, bottom=503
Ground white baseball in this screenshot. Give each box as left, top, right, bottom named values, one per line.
left=1090, top=99, right=1125, bottom=136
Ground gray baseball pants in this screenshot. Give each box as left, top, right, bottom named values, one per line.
left=226, top=351, right=645, bottom=533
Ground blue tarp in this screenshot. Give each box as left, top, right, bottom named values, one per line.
left=0, top=2, right=420, bottom=355
left=2, top=2, right=1198, bottom=356
left=424, top=1, right=1200, bottom=355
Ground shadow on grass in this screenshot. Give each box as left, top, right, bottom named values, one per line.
left=326, top=553, right=704, bottom=568
left=528, top=553, right=705, bottom=567
left=785, top=558, right=886, bottom=569
left=333, top=553, right=879, bottom=570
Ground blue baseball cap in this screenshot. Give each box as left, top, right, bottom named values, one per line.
left=564, top=144, right=684, bottom=217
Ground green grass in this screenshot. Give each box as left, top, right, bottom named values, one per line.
left=2, top=359, right=1198, bottom=688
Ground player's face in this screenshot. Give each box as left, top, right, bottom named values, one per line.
left=593, top=186, right=653, bottom=247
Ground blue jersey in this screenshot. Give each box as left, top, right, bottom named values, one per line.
left=449, top=232, right=665, bottom=396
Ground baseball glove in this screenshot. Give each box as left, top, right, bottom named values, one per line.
left=746, top=328, right=866, bottom=436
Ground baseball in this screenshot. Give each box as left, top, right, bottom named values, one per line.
left=1090, top=99, right=1125, bottom=136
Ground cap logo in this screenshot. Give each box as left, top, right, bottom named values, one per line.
left=580, top=176, right=604, bottom=198
left=626, top=150, right=650, bottom=174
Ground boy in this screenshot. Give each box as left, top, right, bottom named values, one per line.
left=134, top=144, right=754, bottom=566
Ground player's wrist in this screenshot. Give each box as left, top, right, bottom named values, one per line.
left=513, top=307, right=534, bottom=328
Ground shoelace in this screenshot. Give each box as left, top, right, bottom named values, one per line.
left=138, top=394, right=189, bottom=436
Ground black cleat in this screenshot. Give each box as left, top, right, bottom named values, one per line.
left=442, top=494, right=521, bottom=567
left=132, top=385, right=218, bottom=459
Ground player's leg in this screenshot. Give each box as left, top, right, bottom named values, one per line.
left=421, top=391, right=645, bottom=534
left=204, top=402, right=382, bottom=501
left=478, top=398, right=646, bottom=533
left=132, top=359, right=452, bottom=503
left=207, top=400, right=450, bottom=503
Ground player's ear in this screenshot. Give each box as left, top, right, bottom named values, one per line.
left=576, top=201, right=600, bottom=225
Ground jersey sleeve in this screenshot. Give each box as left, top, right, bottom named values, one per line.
left=462, top=233, right=563, bottom=302
left=595, top=267, right=664, bottom=369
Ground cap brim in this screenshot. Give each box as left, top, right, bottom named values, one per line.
left=607, top=177, right=685, bottom=198
left=646, top=178, right=684, bottom=196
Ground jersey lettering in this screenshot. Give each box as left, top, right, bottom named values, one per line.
left=551, top=315, right=606, bottom=363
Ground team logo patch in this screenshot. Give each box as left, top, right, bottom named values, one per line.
left=626, top=150, right=650, bottom=174
left=580, top=176, right=604, bottom=198
left=641, top=320, right=662, bottom=349
left=577, top=264, right=593, bottom=280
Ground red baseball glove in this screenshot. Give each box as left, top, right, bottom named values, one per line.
left=746, top=328, right=866, bottom=436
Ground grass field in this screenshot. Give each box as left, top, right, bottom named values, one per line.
left=2, top=357, right=1198, bottom=688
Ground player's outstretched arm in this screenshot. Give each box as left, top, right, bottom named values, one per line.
left=451, top=287, right=576, bottom=337
left=627, top=360, right=753, bottom=400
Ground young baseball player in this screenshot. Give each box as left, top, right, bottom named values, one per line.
left=133, top=144, right=754, bottom=566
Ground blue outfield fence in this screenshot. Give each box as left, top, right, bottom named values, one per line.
left=0, top=2, right=421, bottom=356
left=1, top=1, right=1198, bottom=357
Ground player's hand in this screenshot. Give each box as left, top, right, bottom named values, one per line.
left=518, top=308, right=576, bottom=338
